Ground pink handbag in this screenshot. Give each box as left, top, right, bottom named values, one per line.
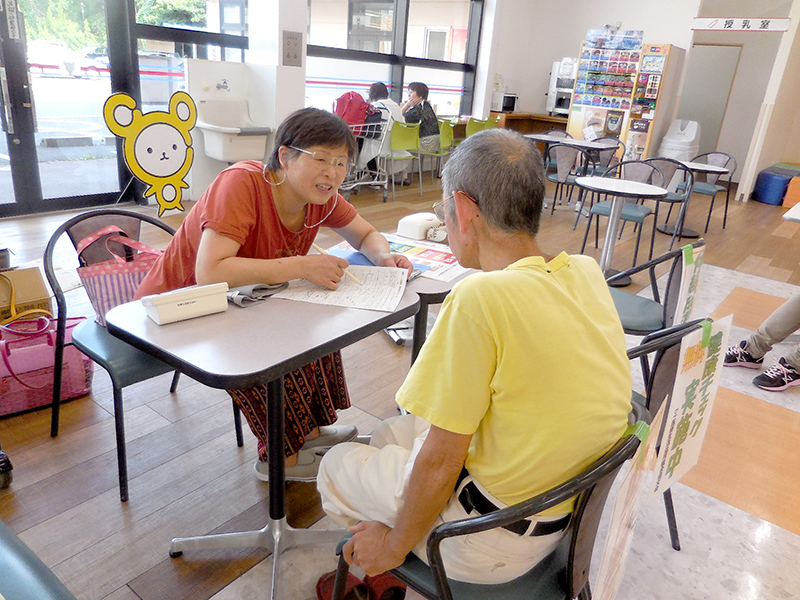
left=0, top=316, right=93, bottom=417
left=76, top=225, right=163, bottom=326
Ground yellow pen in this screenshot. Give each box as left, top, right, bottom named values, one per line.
left=311, top=243, right=362, bottom=285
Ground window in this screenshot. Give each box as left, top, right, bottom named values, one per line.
left=306, top=56, right=391, bottom=109
left=308, top=0, right=482, bottom=116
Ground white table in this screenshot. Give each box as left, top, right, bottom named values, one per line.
left=783, top=202, right=800, bottom=222
left=106, top=289, right=422, bottom=600
left=525, top=133, right=609, bottom=152
left=575, top=176, right=668, bottom=274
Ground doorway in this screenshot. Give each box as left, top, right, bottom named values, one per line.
left=0, top=0, right=121, bottom=217
left=677, top=44, right=741, bottom=157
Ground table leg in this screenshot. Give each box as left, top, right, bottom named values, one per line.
left=411, top=300, right=430, bottom=365
left=598, top=195, right=624, bottom=273
left=168, top=376, right=346, bottom=599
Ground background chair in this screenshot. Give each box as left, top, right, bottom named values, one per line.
left=681, top=151, right=737, bottom=231
left=384, top=121, right=423, bottom=201
left=591, top=136, right=625, bottom=175
left=331, top=402, right=647, bottom=600
left=43, top=208, right=244, bottom=502
left=465, top=117, right=488, bottom=137
left=645, top=157, right=695, bottom=250
left=580, top=160, right=664, bottom=266
left=484, top=115, right=501, bottom=129
left=544, top=143, right=595, bottom=216
left=627, top=319, right=707, bottom=551
left=419, top=117, right=456, bottom=183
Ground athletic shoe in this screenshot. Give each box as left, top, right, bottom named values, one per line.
left=254, top=450, right=323, bottom=483
left=753, top=357, right=800, bottom=391
left=301, top=424, right=358, bottom=452
left=724, top=340, right=764, bottom=369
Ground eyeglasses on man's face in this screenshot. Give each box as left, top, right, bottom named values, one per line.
left=288, top=146, right=353, bottom=171
left=433, top=192, right=479, bottom=221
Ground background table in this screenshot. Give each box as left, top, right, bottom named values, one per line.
left=575, top=176, right=668, bottom=278
left=783, top=202, right=800, bottom=222
left=106, top=288, right=421, bottom=600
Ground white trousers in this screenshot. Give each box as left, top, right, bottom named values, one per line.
left=317, top=414, right=566, bottom=584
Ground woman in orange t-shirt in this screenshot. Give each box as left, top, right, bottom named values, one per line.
left=136, top=108, right=412, bottom=481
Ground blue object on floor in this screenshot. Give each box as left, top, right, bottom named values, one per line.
left=752, top=170, right=791, bottom=205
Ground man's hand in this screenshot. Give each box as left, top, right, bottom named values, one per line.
left=342, top=521, right=407, bottom=576
left=375, top=252, right=414, bottom=277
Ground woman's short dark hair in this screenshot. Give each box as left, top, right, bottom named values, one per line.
left=368, top=82, right=389, bottom=102
left=407, top=82, right=429, bottom=101
left=266, top=107, right=357, bottom=171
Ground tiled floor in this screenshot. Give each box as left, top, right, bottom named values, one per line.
left=205, top=264, right=800, bottom=600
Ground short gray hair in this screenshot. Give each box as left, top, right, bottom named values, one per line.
left=441, top=129, right=545, bottom=236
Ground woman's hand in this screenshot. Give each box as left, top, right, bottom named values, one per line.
left=375, top=252, right=414, bottom=278
left=302, top=254, right=351, bottom=290
left=401, top=96, right=422, bottom=113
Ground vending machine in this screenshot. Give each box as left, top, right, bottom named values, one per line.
left=567, top=30, right=684, bottom=160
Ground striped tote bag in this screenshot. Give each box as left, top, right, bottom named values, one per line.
left=76, top=225, right=162, bottom=326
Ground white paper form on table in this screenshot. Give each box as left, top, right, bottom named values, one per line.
left=272, top=266, right=408, bottom=312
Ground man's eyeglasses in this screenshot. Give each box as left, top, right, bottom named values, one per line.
left=432, top=192, right=478, bottom=221
left=288, top=146, right=353, bottom=171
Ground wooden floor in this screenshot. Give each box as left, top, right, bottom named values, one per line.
left=1, top=177, right=799, bottom=600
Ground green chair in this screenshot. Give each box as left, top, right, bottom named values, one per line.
left=419, top=117, right=456, bottom=183
left=383, top=121, right=423, bottom=201
left=484, top=115, right=501, bottom=129
left=465, top=117, right=487, bottom=137
left=331, top=402, right=648, bottom=600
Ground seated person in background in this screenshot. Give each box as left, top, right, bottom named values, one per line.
left=317, top=129, right=632, bottom=587
left=135, top=107, right=412, bottom=482
left=401, top=81, right=440, bottom=154
left=725, top=293, right=800, bottom=391
left=359, top=82, right=410, bottom=178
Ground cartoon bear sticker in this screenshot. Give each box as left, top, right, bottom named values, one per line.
left=104, top=91, right=196, bottom=215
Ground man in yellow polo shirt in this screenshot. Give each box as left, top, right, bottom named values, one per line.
left=317, top=128, right=632, bottom=586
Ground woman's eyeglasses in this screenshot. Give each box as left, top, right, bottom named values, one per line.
left=288, top=146, right=353, bottom=171
left=432, top=192, right=479, bottom=221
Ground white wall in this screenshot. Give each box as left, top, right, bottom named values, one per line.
left=475, top=0, right=700, bottom=117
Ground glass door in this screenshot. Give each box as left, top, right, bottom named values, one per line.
left=0, top=0, right=120, bottom=216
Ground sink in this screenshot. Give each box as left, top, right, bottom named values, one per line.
left=195, top=98, right=271, bottom=162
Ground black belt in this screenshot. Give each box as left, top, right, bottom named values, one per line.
left=456, top=468, right=570, bottom=537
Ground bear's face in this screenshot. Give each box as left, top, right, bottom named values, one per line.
left=133, top=123, right=188, bottom=178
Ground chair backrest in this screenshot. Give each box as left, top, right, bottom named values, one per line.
left=43, top=208, right=176, bottom=329
left=595, top=136, right=625, bottom=169
left=484, top=115, right=501, bottom=129
left=603, top=159, right=665, bottom=187
left=465, top=117, right=487, bottom=137
left=438, top=117, right=455, bottom=149
left=646, top=157, right=694, bottom=197
left=690, top=151, right=736, bottom=185
left=545, top=143, right=595, bottom=183
left=422, top=403, right=647, bottom=600
left=390, top=121, right=420, bottom=152
left=545, top=128, right=573, bottom=139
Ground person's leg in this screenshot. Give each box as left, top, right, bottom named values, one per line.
left=748, top=293, right=800, bottom=364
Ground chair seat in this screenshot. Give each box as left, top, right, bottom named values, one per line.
left=393, top=537, right=570, bottom=600
left=677, top=181, right=723, bottom=196
left=72, top=319, right=175, bottom=389
left=608, top=287, right=665, bottom=334
left=590, top=200, right=652, bottom=223
left=661, top=192, right=685, bottom=203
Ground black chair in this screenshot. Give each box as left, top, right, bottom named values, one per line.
left=43, top=208, right=243, bottom=502
left=580, top=160, right=664, bottom=267
left=590, top=136, right=625, bottom=176
left=626, top=319, right=708, bottom=551
left=645, top=158, right=695, bottom=251
left=679, top=151, right=737, bottom=231
left=605, top=239, right=706, bottom=338
left=331, top=403, right=648, bottom=600
left=544, top=143, right=595, bottom=216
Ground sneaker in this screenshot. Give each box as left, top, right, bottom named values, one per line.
left=302, top=424, right=358, bottom=452
left=254, top=450, right=323, bottom=483
left=724, top=341, right=764, bottom=369
left=753, top=357, right=800, bottom=392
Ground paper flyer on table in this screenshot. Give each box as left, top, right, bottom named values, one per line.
left=327, top=234, right=468, bottom=282
left=272, top=265, right=407, bottom=312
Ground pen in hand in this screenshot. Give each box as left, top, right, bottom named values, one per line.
left=311, top=243, right=362, bottom=285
